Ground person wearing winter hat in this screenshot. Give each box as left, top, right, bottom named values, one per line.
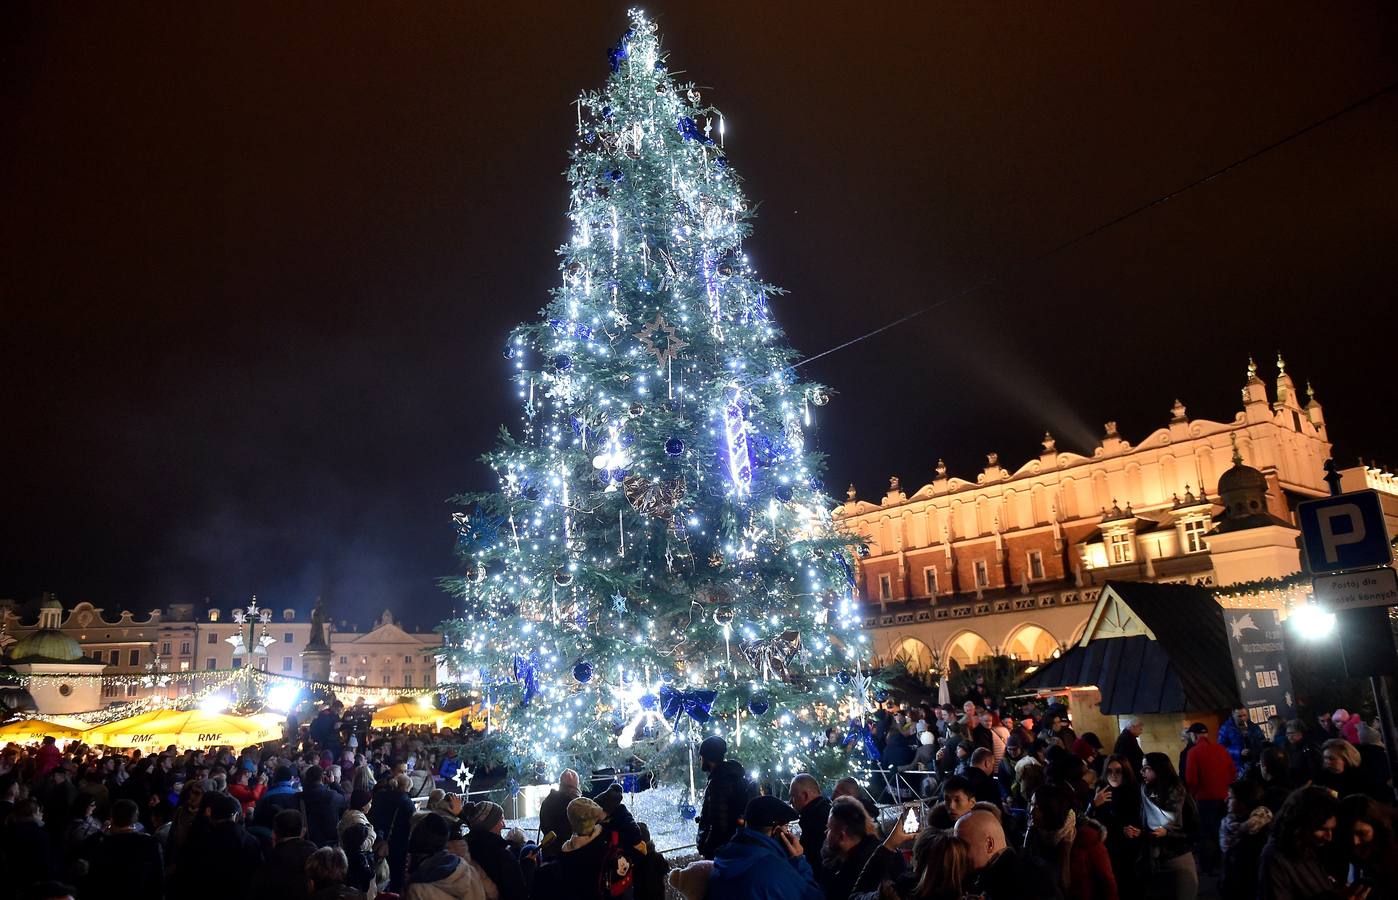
left=705, top=795, right=823, bottom=899
left=696, top=735, right=754, bottom=859
left=530, top=797, right=616, bottom=900
left=338, top=788, right=377, bottom=853
left=402, top=813, right=486, bottom=900
left=594, top=783, right=645, bottom=853
left=537, top=769, right=580, bottom=862
left=463, top=799, right=532, bottom=900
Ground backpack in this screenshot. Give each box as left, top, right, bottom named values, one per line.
left=598, top=828, right=634, bottom=898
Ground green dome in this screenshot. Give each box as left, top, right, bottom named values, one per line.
left=10, top=629, right=84, bottom=663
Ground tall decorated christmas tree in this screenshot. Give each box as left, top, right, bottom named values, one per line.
left=438, top=10, right=871, bottom=793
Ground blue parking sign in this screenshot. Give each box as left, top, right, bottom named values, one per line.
left=1297, top=490, right=1393, bottom=574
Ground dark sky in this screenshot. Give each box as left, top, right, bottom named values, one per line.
left=3, top=3, right=1396, bottom=626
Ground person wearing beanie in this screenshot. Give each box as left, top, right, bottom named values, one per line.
left=594, top=783, right=645, bottom=852
left=338, top=788, right=378, bottom=855
left=696, top=735, right=755, bottom=859
left=402, top=813, right=486, bottom=900
left=530, top=796, right=621, bottom=900
left=706, top=795, right=822, bottom=899
left=462, top=800, right=532, bottom=900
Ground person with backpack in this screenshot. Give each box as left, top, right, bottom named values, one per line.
left=531, top=796, right=634, bottom=900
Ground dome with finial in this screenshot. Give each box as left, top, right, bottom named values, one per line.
left=1215, top=434, right=1271, bottom=525
left=9, top=629, right=84, bottom=663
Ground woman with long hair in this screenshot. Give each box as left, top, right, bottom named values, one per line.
left=850, top=827, right=972, bottom=900
left=1258, top=785, right=1345, bottom=899
left=1338, top=794, right=1397, bottom=898
left=1138, top=752, right=1198, bottom=900
left=1026, top=782, right=1117, bottom=900
left=1090, top=754, right=1144, bottom=896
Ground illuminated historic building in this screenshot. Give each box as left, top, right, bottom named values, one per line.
left=835, top=356, right=1397, bottom=673
left=0, top=597, right=443, bottom=710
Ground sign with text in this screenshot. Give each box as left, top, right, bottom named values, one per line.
left=1313, top=567, right=1398, bottom=611
left=1297, top=490, right=1393, bottom=574
left=1222, top=608, right=1294, bottom=719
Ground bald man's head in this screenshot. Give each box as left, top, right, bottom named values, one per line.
left=559, top=769, right=580, bottom=791
left=788, top=774, right=821, bottom=811
left=953, top=809, right=1006, bottom=871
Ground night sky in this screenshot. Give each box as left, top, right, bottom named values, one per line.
left=4, top=3, right=1396, bottom=626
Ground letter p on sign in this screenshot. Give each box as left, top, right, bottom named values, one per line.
left=1298, top=490, right=1393, bottom=574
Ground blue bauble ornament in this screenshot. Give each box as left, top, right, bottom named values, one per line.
left=654, top=59, right=666, bottom=71
left=601, top=105, right=613, bottom=119
left=661, top=671, right=675, bottom=685
left=836, top=669, right=852, bottom=686
left=774, top=484, right=794, bottom=503
left=583, top=131, right=597, bottom=145
left=553, top=354, right=572, bottom=371
left=609, top=169, right=624, bottom=182
left=639, top=693, right=659, bottom=711
left=619, top=431, right=635, bottom=447
left=665, top=437, right=685, bottom=457
left=748, top=696, right=770, bottom=716
left=679, top=801, right=697, bottom=821
left=573, top=661, right=594, bottom=683
left=503, top=344, right=517, bottom=359
left=809, top=477, right=825, bottom=491
left=874, top=688, right=889, bottom=703
left=858, top=545, right=871, bottom=558
left=637, top=277, right=652, bottom=292
left=522, top=485, right=540, bottom=501
left=715, top=156, right=727, bottom=169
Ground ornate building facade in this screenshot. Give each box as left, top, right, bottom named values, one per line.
left=835, top=357, right=1396, bottom=672
left=0, top=597, right=444, bottom=709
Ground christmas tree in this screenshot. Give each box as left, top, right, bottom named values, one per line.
left=438, top=9, right=869, bottom=789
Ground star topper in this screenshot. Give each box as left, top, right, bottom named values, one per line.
left=453, top=766, right=475, bottom=793
left=635, top=313, right=688, bottom=365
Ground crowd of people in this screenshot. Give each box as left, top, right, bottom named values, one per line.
left=0, top=691, right=1393, bottom=900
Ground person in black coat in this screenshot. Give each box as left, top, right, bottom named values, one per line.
left=300, top=765, right=347, bottom=847
left=462, top=800, right=534, bottom=900
left=368, top=775, right=414, bottom=892
left=0, top=800, right=59, bottom=900
left=1090, top=754, right=1144, bottom=898
left=537, top=769, right=581, bottom=860
left=695, top=737, right=754, bottom=859
left=83, top=799, right=164, bottom=900
left=788, top=774, right=831, bottom=885
left=1112, top=719, right=1146, bottom=776
left=171, top=793, right=264, bottom=900
left=249, top=809, right=318, bottom=900
left=819, top=796, right=906, bottom=900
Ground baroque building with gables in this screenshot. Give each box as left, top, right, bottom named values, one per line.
left=835, top=356, right=1397, bottom=673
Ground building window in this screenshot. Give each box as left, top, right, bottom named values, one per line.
left=180, top=642, right=191, bottom=655
left=1108, top=532, right=1134, bottom=564
left=91, top=650, right=103, bottom=663
left=423, top=655, right=432, bottom=663
left=877, top=574, right=893, bottom=600
left=974, top=560, right=990, bottom=588
left=339, top=656, right=348, bottom=664
left=128, top=649, right=140, bottom=666
left=160, top=641, right=172, bottom=655
left=282, top=657, right=293, bottom=672
left=404, top=674, right=413, bottom=687
left=232, top=657, right=242, bottom=668
left=1027, top=550, right=1045, bottom=580
left=284, top=632, right=294, bottom=644
left=382, top=675, right=391, bottom=686
left=1182, top=519, right=1209, bottom=553
left=923, top=567, right=938, bottom=596
left=208, top=632, right=218, bottom=644
left=180, top=661, right=190, bottom=671
left=425, top=671, right=435, bottom=686
left=404, top=655, right=412, bottom=664
left=206, top=657, right=217, bottom=670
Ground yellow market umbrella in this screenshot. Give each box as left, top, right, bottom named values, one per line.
left=0, top=719, right=86, bottom=741
left=371, top=702, right=446, bottom=728
left=440, top=704, right=487, bottom=732
left=87, top=709, right=283, bottom=749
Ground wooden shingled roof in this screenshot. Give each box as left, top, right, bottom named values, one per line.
left=1021, top=581, right=1241, bottom=714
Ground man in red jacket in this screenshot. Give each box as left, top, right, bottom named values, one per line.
left=1183, top=722, right=1235, bottom=876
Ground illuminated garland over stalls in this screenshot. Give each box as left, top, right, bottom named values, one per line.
left=437, top=10, right=871, bottom=786
left=12, top=668, right=469, bottom=705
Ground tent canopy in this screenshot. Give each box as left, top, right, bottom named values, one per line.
left=87, top=709, right=284, bottom=748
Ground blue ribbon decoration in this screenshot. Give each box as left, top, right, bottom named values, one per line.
left=659, top=685, right=717, bottom=727
left=843, top=719, right=881, bottom=761
left=513, top=654, right=540, bottom=707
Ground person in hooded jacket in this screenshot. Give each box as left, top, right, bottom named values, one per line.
left=461, top=800, right=533, bottom=900
left=705, top=796, right=823, bottom=900
left=695, top=736, right=754, bottom=859
left=402, top=813, right=486, bottom=900
left=1024, top=783, right=1116, bottom=900
left=530, top=796, right=631, bottom=900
